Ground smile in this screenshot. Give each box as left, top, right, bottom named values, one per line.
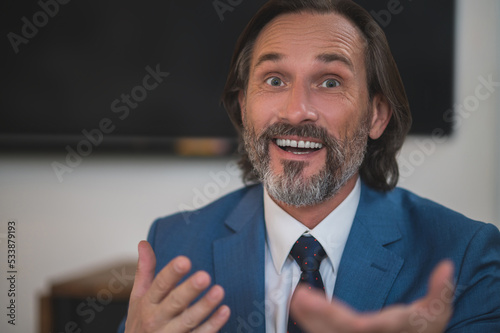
left=274, top=138, right=323, bottom=155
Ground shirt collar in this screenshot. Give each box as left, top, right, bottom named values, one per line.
left=264, top=177, right=361, bottom=275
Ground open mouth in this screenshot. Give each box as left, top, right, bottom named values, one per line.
left=274, top=138, right=324, bottom=155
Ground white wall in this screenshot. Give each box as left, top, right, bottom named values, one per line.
left=0, top=154, right=244, bottom=333
left=0, top=1, right=499, bottom=332
left=397, top=0, right=500, bottom=224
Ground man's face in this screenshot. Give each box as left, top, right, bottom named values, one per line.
left=239, top=12, right=385, bottom=207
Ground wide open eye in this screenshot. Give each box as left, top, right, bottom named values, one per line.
left=320, top=78, right=340, bottom=88
left=265, top=76, right=284, bottom=87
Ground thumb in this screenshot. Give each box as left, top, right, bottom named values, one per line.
left=130, top=240, right=157, bottom=301
left=418, top=259, right=455, bottom=327
left=426, top=260, right=455, bottom=306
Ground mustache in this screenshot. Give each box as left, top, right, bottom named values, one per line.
left=258, top=123, right=332, bottom=144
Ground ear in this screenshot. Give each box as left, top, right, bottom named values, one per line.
left=369, top=94, right=392, bottom=140
left=238, top=90, right=246, bottom=123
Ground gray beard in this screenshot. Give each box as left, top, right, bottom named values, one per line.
left=243, top=122, right=369, bottom=207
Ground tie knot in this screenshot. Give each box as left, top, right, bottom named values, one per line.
left=290, top=235, right=326, bottom=272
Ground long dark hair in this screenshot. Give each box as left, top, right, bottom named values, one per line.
left=222, top=0, right=412, bottom=191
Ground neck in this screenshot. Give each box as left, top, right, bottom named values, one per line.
left=270, top=174, right=358, bottom=229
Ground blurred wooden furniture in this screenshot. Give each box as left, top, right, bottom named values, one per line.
left=40, top=261, right=136, bottom=333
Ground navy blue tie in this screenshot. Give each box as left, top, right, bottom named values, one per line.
left=287, top=235, right=327, bottom=333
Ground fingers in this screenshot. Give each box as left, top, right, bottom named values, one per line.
left=290, top=285, right=359, bottom=332
left=161, top=270, right=212, bottom=317
left=289, top=260, right=455, bottom=333
left=146, top=259, right=228, bottom=330
left=193, top=305, right=231, bottom=333
left=147, top=255, right=192, bottom=304
left=125, top=245, right=230, bottom=333
left=167, top=285, right=230, bottom=332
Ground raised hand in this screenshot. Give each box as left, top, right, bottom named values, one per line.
left=124, top=241, right=230, bottom=333
left=290, top=260, right=454, bottom=333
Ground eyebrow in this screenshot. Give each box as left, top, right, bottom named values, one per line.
left=253, top=52, right=354, bottom=72
left=254, top=52, right=284, bottom=69
left=316, top=53, right=354, bottom=71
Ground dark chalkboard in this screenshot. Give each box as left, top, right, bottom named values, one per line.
left=0, top=0, right=454, bottom=152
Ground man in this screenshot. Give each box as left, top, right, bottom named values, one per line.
left=119, top=0, right=500, bottom=332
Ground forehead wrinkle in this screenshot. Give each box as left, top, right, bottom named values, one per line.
left=252, top=12, right=365, bottom=74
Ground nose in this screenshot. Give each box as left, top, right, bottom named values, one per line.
left=278, top=81, right=318, bottom=124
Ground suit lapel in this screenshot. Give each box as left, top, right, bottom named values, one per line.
left=213, top=185, right=267, bottom=333
left=334, top=183, right=404, bottom=311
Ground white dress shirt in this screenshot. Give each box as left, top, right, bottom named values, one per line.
left=263, top=178, right=361, bottom=333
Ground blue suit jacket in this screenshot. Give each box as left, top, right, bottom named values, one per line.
left=119, top=183, right=500, bottom=332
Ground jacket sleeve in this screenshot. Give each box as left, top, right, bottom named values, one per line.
left=446, top=223, right=500, bottom=331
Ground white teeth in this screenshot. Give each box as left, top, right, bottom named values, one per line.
left=275, top=139, right=323, bottom=149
